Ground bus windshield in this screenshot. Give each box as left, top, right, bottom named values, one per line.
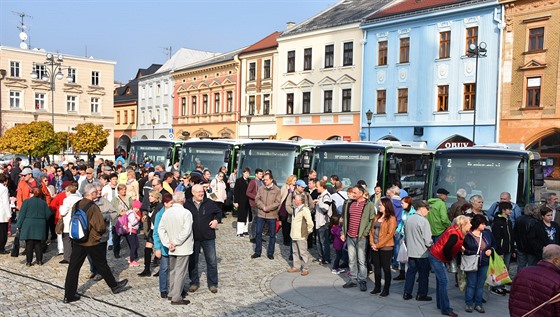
left=129, top=142, right=171, bottom=167
left=432, top=155, right=525, bottom=210
left=181, top=144, right=231, bottom=175
left=313, top=149, right=380, bottom=189
left=237, top=146, right=298, bottom=187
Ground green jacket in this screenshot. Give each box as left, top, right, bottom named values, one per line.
left=426, top=197, right=451, bottom=236
left=341, top=199, right=376, bottom=239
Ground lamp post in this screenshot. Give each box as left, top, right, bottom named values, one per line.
left=30, top=53, right=72, bottom=161
left=151, top=118, right=156, bottom=139
left=0, top=69, right=6, bottom=136
left=467, top=42, right=487, bottom=145
left=246, top=114, right=253, bottom=139
left=365, top=109, right=373, bottom=141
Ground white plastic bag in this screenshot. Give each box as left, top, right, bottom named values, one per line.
left=397, top=240, right=408, bottom=263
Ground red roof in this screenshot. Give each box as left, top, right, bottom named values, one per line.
left=367, top=0, right=470, bottom=20
left=240, top=31, right=281, bottom=55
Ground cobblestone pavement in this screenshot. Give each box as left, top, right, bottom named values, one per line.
left=0, top=215, right=510, bottom=316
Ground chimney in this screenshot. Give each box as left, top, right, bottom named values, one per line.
left=286, top=22, right=295, bottom=30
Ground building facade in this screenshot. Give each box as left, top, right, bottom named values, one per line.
left=361, top=0, right=502, bottom=148
left=238, top=32, right=281, bottom=139
left=500, top=0, right=560, bottom=178
left=172, top=48, right=245, bottom=139
left=275, top=0, right=392, bottom=141
left=0, top=46, right=116, bottom=156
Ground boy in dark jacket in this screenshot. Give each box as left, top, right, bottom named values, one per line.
left=490, top=201, right=514, bottom=295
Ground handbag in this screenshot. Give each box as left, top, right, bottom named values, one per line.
left=275, top=219, right=282, bottom=233
left=55, top=217, right=64, bottom=235
left=461, top=233, right=481, bottom=272
left=10, top=229, right=20, bottom=257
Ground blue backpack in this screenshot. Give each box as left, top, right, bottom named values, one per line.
left=69, top=200, right=95, bottom=243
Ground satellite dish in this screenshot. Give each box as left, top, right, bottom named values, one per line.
left=19, top=42, right=28, bottom=49
left=19, top=32, right=28, bottom=41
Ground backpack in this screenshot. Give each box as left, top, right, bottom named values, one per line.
left=115, top=213, right=129, bottom=235
left=69, top=200, right=95, bottom=243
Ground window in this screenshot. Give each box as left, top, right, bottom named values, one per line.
left=156, top=110, right=160, bottom=124
left=325, top=44, right=334, bottom=68
left=148, top=85, right=153, bottom=98
left=131, top=109, right=135, bottom=124
left=33, top=64, right=47, bottom=80
left=214, top=93, right=220, bottom=113
left=35, top=93, right=46, bottom=110
left=67, top=68, right=76, bottom=83
left=203, top=94, right=208, bottom=114
left=163, top=108, right=168, bottom=123
left=286, top=93, right=294, bottom=114
left=249, top=96, right=255, bottom=115
left=191, top=96, right=197, bottom=115
left=304, top=48, right=312, bottom=71
left=181, top=97, right=186, bottom=116
left=91, top=97, right=100, bottom=113
left=263, top=94, right=270, bottom=115
left=10, top=61, right=20, bottom=77
left=324, top=90, right=333, bottom=113
left=91, top=71, right=99, bottom=86
left=526, top=77, right=541, bottom=107
left=342, top=89, right=352, bottom=112
left=141, top=111, right=145, bottom=125
left=302, top=92, right=311, bottom=114
left=528, top=27, right=544, bottom=51
left=465, top=27, right=478, bottom=54
left=287, top=50, right=295, bottom=73
left=227, top=92, right=233, bottom=112
left=249, top=62, right=256, bottom=81
left=376, top=90, right=386, bottom=114
left=400, top=38, right=410, bottom=63
left=10, top=91, right=21, bottom=108
left=439, top=31, right=451, bottom=59
left=263, top=59, right=271, bottom=79
left=398, top=88, right=408, bottom=113
left=67, top=95, right=77, bottom=112
left=343, top=42, right=353, bottom=66
left=123, top=110, right=128, bottom=124
left=378, top=41, right=388, bottom=66
left=156, top=84, right=161, bottom=96
left=463, top=83, right=476, bottom=110
left=437, top=85, right=449, bottom=111
left=116, top=111, right=120, bottom=124
left=163, top=82, right=168, bottom=95
left=141, top=86, right=146, bottom=99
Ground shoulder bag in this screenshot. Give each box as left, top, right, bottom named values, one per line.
left=461, top=233, right=481, bottom=272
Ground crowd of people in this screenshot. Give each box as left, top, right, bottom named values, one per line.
left=1, top=157, right=559, bottom=315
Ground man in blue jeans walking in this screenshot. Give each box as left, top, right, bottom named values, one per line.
left=251, top=172, right=281, bottom=260
left=184, top=184, right=221, bottom=293
left=403, top=200, right=433, bottom=301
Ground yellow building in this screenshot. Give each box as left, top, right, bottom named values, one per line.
left=0, top=46, right=115, bottom=157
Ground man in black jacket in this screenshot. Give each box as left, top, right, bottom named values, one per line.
left=184, top=184, right=221, bottom=294
left=513, top=203, right=540, bottom=270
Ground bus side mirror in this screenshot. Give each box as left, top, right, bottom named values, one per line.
left=166, top=148, right=172, bottom=160
left=533, top=166, right=544, bottom=186
left=296, top=151, right=311, bottom=169
left=224, top=149, right=231, bottom=164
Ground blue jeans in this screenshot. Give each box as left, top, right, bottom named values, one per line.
left=316, top=224, right=331, bottom=263
left=189, top=239, right=218, bottom=287
left=254, top=217, right=276, bottom=257
left=465, top=265, right=488, bottom=306
left=404, top=257, right=431, bottom=296
left=159, top=255, right=169, bottom=293
left=429, top=253, right=453, bottom=314
left=347, top=237, right=367, bottom=282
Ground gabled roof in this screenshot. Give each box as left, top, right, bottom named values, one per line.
left=364, top=0, right=491, bottom=23
left=156, top=48, right=220, bottom=74
left=135, top=64, right=162, bottom=79
left=240, top=31, right=281, bottom=55
left=174, top=47, right=248, bottom=72
left=115, top=64, right=162, bottom=103
left=280, top=0, right=393, bottom=37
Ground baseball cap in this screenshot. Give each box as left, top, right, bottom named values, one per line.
left=20, top=167, right=32, bottom=176
left=295, top=179, right=307, bottom=188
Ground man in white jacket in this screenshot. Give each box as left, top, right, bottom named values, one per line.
left=0, top=174, right=11, bottom=254
left=158, top=191, right=193, bottom=305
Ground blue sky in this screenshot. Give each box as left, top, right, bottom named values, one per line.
left=0, top=0, right=337, bottom=82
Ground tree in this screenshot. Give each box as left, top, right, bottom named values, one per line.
left=54, top=131, right=70, bottom=153
left=0, top=121, right=58, bottom=158
left=69, top=123, right=109, bottom=156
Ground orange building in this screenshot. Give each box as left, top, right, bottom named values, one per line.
left=500, top=0, right=560, bottom=178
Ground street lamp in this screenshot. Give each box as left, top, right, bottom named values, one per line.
left=30, top=53, right=72, bottom=161
left=467, top=42, right=487, bottom=145
left=365, top=109, right=373, bottom=141
left=246, top=114, right=253, bottom=139
left=0, top=69, right=6, bottom=135
left=151, top=118, right=156, bottom=139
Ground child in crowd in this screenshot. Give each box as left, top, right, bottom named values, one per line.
left=126, top=200, right=142, bottom=267
left=330, top=214, right=346, bottom=274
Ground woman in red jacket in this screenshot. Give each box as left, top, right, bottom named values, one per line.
left=429, top=215, right=472, bottom=317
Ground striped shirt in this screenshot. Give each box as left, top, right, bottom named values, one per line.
left=347, top=200, right=365, bottom=238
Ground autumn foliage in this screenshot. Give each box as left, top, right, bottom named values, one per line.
left=68, top=123, right=109, bottom=155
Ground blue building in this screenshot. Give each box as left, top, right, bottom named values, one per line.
left=360, top=0, right=502, bottom=148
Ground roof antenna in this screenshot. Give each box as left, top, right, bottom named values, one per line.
left=13, top=11, right=32, bottom=49
left=163, top=46, right=172, bottom=60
